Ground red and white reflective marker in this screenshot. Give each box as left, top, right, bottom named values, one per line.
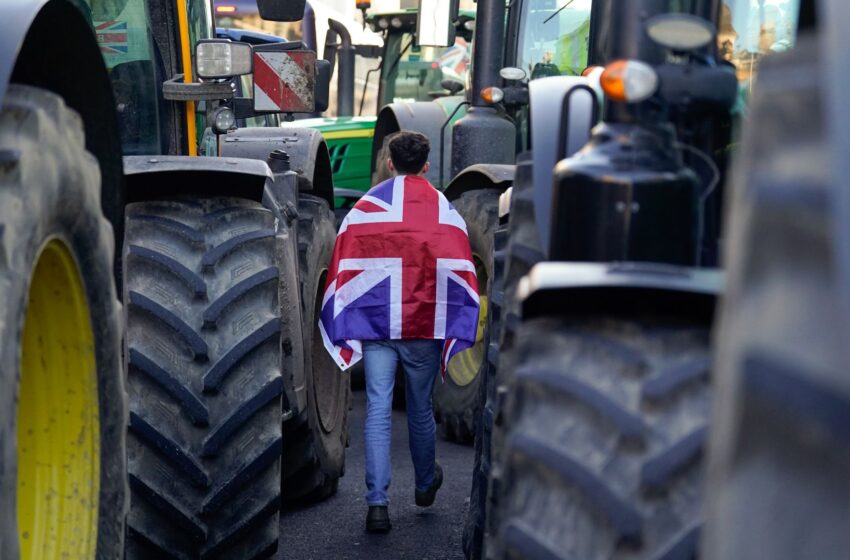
left=253, top=50, right=316, bottom=113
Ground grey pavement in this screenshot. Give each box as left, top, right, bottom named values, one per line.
left=278, top=388, right=473, bottom=560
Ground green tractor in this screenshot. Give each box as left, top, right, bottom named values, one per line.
left=292, top=8, right=476, bottom=213
left=0, top=0, right=349, bottom=558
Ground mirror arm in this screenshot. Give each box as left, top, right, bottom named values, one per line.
left=162, top=75, right=234, bottom=101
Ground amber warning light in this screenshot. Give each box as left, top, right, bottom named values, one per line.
left=216, top=5, right=237, bottom=13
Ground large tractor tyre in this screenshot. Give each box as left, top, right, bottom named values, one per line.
left=703, top=36, right=850, bottom=560
left=0, top=85, right=126, bottom=560
left=482, top=172, right=545, bottom=554
left=282, top=194, right=350, bottom=502
left=463, top=217, right=508, bottom=559
left=494, top=316, right=711, bottom=559
left=123, top=199, right=283, bottom=559
left=434, top=189, right=499, bottom=444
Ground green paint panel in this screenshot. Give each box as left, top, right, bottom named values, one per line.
left=327, top=135, right=374, bottom=192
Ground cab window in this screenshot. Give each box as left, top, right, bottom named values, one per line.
left=86, top=0, right=162, bottom=154
left=381, top=33, right=472, bottom=105
left=719, top=0, right=801, bottom=106
left=516, top=0, right=592, bottom=79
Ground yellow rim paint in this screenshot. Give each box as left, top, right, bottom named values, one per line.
left=17, top=239, right=100, bottom=560
left=447, top=295, right=488, bottom=386
left=176, top=0, right=198, bottom=156
left=321, top=129, right=375, bottom=140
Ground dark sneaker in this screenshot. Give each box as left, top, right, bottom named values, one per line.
left=366, top=506, right=391, bottom=533
left=415, top=462, right=443, bottom=507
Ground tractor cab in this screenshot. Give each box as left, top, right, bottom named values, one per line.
left=365, top=9, right=475, bottom=107
left=83, top=0, right=328, bottom=157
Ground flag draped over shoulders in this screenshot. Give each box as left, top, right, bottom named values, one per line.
left=319, top=175, right=480, bottom=374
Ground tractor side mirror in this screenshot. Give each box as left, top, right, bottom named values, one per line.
left=256, top=0, right=306, bottom=22
left=646, top=14, right=716, bottom=52
left=416, top=0, right=457, bottom=46
left=441, top=79, right=463, bottom=95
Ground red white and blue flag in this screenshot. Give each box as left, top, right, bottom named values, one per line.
left=320, top=175, right=480, bottom=374
left=95, top=20, right=129, bottom=55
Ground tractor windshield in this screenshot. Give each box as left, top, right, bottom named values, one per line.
left=381, top=32, right=472, bottom=105
left=516, top=0, right=592, bottom=79
left=719, top=0, right=801, bottom=106
left=85, top=0, right=163, bottom=154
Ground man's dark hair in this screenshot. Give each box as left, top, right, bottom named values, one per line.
left=388, top=131, right=430, bottom=175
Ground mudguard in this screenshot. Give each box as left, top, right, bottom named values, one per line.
left=123, top=155, right=272, bottom=203
left=2, top=0, right=125, bottom=265
left=0, top=0, right=51, bottom=103
left=519, top=262, right=722, bottom=323
left=528, top=76, right=599, bottom=256
left=443, top=163, right=515, bottom=202
left=372, top=96, right=466, bottom=188
left=220, top=126, right=335, bottom=207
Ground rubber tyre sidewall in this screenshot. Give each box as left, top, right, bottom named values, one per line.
left=0, top=85, right=125, bottom=560
left=300, top=195, right=349, bottom=482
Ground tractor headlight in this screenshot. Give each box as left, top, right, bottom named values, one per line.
left=196, top=40, right=253, bottom=79
left=212, top=106, right=236, bottom=133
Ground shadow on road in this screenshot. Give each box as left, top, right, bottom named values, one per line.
left=279, top=388, right=474, bottom=559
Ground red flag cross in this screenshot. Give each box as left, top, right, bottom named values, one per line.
left=332, top=176, right=477, bottom=339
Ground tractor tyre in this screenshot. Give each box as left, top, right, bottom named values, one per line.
left=434, top=189, right=499, bottom=444
left=494, top=316, right=711, bottom=559
left=463, top=215, right=508, bottom=559
left=123, top=199, right=283, bottom=559
left=0, top=85, right=126, bottom=560
left=702, top=35, right=850, bottom=560
left=282, top=194, right=350, bottom=502
left=482, top=167, right=545, bottom=556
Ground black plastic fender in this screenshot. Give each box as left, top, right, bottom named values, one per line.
left=220, top=126, right=335, bottom=207
left=123, top=155, right=273, bottom=203
left=444, top=163, right=515, bottom=202
left=528, top=76, right=599, bottom=256
left=4, top=0, right=125, bottom=266
left=372, top=99, right=461, bottom=188
left=519, top=262, right=721, bottom=324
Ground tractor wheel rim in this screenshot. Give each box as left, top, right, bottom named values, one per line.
left=17, top=239, right=100, bottom=560
left=447, top=254, right=489, bottom=387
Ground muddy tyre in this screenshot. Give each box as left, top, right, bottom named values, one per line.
left=494, top=316, right=711, bottom=559
left=123, top=200, right=283, bottom=559
left=467, top=156, right=543, bottom=559
left=463, top=214, right=507, bottom=559
left=434, top=189, right=499, bottom=444
left=0, top=85, right=126, bottom=559
left=282, top=194, right=350, bottom=502
left=703, top=36, right=850, bottom=560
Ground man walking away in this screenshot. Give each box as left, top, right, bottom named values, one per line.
left=319, top=131, right=480, bottom=533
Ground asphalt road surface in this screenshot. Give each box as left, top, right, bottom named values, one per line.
left=278, top=388, right=474, bottom=560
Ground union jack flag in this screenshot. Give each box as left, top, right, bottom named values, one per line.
left=95, top=20, right=129, bottom=54
left=320, top=175, right=480, bottom=374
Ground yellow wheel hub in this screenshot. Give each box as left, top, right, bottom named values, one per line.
left=17, top=239, right=100, bottom=560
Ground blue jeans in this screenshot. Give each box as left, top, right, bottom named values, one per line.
left=362, top=339, right=442, bottom=506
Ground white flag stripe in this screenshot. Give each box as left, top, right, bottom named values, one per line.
left=334, top=258, right=403, bottom=339
left=438, top=191, right=469, bottom=232
left=338, top=176, right=405, bottom=234
left=434, top=258, right=478, bottom=339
